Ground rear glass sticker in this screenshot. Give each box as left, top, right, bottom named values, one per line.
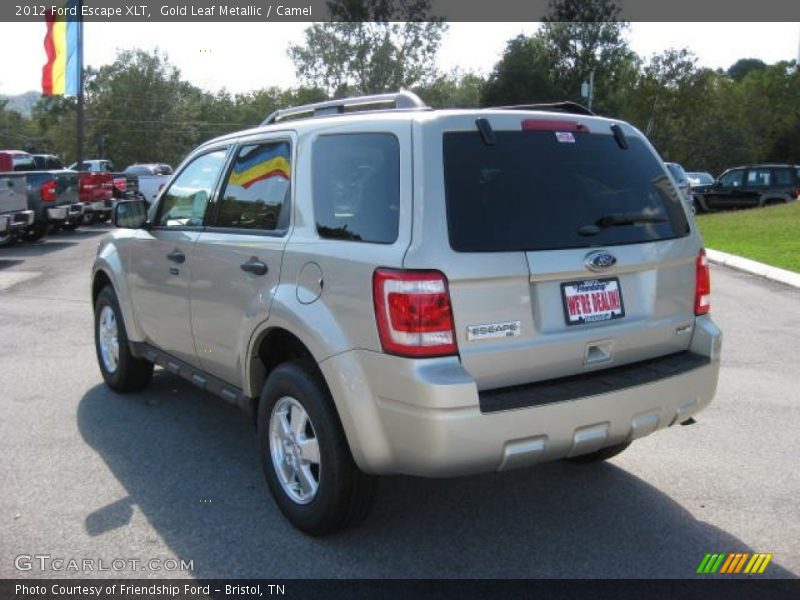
left=555, top=131, right=576, bottom=143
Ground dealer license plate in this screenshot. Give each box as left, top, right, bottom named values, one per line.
left=561, top=278, right=625, bottom=326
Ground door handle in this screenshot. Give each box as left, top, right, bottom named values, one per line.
left=240, top=258, right=268, bottom=276
left=167, top=250, right=186, bottom=264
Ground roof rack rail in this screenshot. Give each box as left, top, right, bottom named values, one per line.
left=494, top=101, right=595, bottom=117
left=261, top=91, right=429, bottom=126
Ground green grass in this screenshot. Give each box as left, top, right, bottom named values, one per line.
left=695, top=201, right=800, bottom=273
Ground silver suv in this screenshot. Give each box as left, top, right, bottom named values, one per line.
left=92, top=92, right=722, bottom=535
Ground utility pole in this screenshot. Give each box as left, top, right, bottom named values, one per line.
left=581, top=70, right=596, bottom=111
left=76, top=0, right=84, bottom=168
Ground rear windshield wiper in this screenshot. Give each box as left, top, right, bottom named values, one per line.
left=578, top=213, right=668, bottom=236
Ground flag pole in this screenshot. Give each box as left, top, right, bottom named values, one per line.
left=76, top=0, right=84, bottom=167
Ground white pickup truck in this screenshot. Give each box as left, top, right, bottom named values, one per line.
left=0, top=173, right=35, bottom=246
left=123, top=163, right=173, bottom=206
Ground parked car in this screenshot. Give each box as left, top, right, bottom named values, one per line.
left=0, top=171, right=35, bottom=246
left=123, top=163, right=173, bottom=206
left=665, top=162, right=694, bottom=212
left=92, top=92, right=721, bottom=535
left=694, top=164, right=800, bottom=212
left=0, top=150, right=83, bottom=239
left=686, top=171, right=714, bottom=187
left=68, top=159, right=141, bottom=218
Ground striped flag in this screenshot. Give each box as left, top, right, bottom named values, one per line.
left=42, top=0, right=81, bottom=96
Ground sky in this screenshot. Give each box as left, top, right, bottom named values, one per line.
left=0, top=22, right=798, bottom=96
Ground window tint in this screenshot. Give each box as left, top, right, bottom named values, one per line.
left=773, top=168, right=793, bottom=186
left=313, top=133, right=400, bottom=244
left=443, top=131, right=689, bottom=253
left=155, top=149, right=227, bottom=228
left=719, top=170, right=744, bottom=188
left=215, top=141, right=291, bottom=231
left=746, top=169, right=771, bottom=187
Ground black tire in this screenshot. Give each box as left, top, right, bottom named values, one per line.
left=61, top=221, right=80, bottom=231
left=22, top=222, right=48, bottom=242
left=83, top=212, right=96, bottom=225
left=96, top=212, right=110, bottom=223
left=94, top=285, right=153, bottom=393
left=257, top=360, right=376, bottom=536
left=564, top=441, right=632, bottom=464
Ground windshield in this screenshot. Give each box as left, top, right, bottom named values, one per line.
left=443, top=130, right=690, bottom=252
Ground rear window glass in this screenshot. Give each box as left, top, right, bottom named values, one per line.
left=313, top=133, right=400, bottom=244
left=443, top=131, right=690, bottom=252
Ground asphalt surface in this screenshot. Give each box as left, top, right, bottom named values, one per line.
left=0, top=227, right=798, bottom=579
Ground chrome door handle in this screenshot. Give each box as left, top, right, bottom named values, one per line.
left=240, top=258, right=268, bottom=276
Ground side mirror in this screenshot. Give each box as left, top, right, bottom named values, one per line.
left=114, top=199, right=149, bottom=229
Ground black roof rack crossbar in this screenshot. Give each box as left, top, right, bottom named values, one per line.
left=494, top=101, right=596, bottom=117
left=261, top=91, right=429, bottom=126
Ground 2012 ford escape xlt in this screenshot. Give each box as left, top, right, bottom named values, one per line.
left=91, top=92, right=722, bottom=535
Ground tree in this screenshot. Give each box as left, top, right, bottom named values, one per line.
left=0, top=100, right=41, bottom=151
left=482, top=0, right=636, bottom=113
left=482, top=35, right=562, bottom=106
left=540, top=0, right=636, bottom=113
left=727, top=58, right=768, bottom=82
left=415, top=71, right=484, bottom=108
left=288, top=0, right=447, bottom=97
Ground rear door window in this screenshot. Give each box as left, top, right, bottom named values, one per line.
left=214, top=141, right=291, bottom=232
left=443, top=130, right=689, bottom=252
left=313, top=133, right=400, bottom=244
left=746, top=169, right=771, bottom=187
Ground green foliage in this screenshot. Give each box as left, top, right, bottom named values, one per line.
left=0, top=99, right=40, bottom=151
left=288, top=0, right=447, bottom=96
left=5, top=3, right=798, bottom=178
left=482, top=1, right=635, bottom=114
left=727, top=58, right=768, bottom=82
left=482, top=35, right=562, bottom=106
left=415, top=71, right=485, bottom=108
left=696, top=202, right=800, bottom=272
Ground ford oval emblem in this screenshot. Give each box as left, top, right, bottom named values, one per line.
left=585, top=250, right=617, bottom=272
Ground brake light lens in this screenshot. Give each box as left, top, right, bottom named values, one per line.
left=695, top=249, right=711, bottom=315
left=792, top=187, right=800, bottom=199
left=522, top=119, right=589, bottom=133
left=40, top=180, right=57, bottom=202
left=373, top=269, right=457, bottom=358
left=113, top=177, right=126, bottom=192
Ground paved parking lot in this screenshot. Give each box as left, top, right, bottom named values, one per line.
left=0, top=228, right=798, bottom=579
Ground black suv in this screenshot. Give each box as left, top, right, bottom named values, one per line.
left=695, top=164, right=800, bottom=212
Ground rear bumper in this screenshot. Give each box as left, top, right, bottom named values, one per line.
left=320, top=316, right=722, bottom=477
left=8, top=210, right=35, bottom=230
left=82, top=199, right=114, bottom=213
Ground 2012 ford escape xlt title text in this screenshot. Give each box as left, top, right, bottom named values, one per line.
left=91, top=92, right=722, bottom=535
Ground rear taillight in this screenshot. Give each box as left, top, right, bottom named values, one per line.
left=40, top=180, right=56, bottom=202
left=522, top=119, right=590, bottom=133
left=793, top=187, right=800, bottom=199
left=113, top=177, right=126, bottom=192
left=372, top=269, right=457, bottom=358
left=695, top=249, right=711, bottom=315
